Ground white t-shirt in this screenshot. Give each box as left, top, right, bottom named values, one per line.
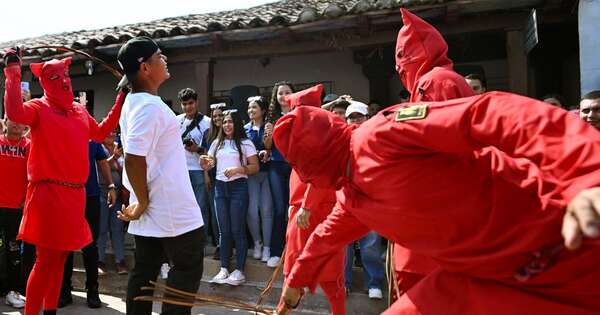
left=208, top=139, right=257, bottom=182
left=119, top=92, right=204, bottom=238
left=176, top=113, right=211, bottom=171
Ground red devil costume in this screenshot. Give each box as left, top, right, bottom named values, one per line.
left=277, top=84, right=346, bottom=315
left=396, top=9, right=474, bottom=103
left=274, top=92, right=600, bottom=315
left=393, top=8, right=475, bottom=294
left=3, top=53, right=125, bottom=315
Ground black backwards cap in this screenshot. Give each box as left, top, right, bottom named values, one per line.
left=116, top=36, right=160, bottom=89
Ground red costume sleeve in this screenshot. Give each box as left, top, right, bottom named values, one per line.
left=301, top=184, right=336, bottom=210
left=399, top=91, right=600, bottom=202
left=3, top=65, right=39, bottom=126
left=286, top=206, right=369, bottom=291
left=87, top=91, right=126, bottom=143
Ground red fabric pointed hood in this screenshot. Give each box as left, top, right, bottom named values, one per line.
left=273, top=106, right=353, bottom=189
left=30, top=57, right=74, bottom=111
left=396, top=9, right=453, bottom=93
left=285, top=84, right=324, bottom=110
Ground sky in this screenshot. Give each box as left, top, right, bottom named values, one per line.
left=0, top=0, right=275, bottom=42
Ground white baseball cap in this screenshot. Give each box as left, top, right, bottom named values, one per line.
left=345, top=101, right=369, bottom=118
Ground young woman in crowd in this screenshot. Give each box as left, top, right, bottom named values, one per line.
left=263, top=81, right=294, bottom=268
left=244, top=96, right=274, bottom=262
left=97, top=129, right=128, bottom=275
left=201, top=110, right=259, bottom=286
left=202, top=104, right=225, bottom=259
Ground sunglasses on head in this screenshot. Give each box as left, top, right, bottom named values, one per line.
left=247, top=96, right=262, bottom=103
left=222, top=109, right=238, bottom=115
left=210, top=102, right=227, bottom=110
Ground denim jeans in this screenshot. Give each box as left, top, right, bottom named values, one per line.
left=98, top=189, right=125, bottom=263
left=189, top=170, right=210, bottom=240
left=345, top=231, right=385, bottom=290
left=215, top=178, right=249, bottom=270
left=247, top=171, right=273, bottom=247
left=207, top=181, right=220, bottom=247
left=268, top=161, right=291, bottom=257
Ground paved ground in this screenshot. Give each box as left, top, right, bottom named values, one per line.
left=0, top=291, right=277, bottom=315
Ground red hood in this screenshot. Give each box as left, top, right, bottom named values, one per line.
left=285, top=84, right=324, bottom=110
left=30, top=57, right=75, bottom=111
left=396, top=8, right=454, bottom=93
left=273, top=106, right=353, bottom=189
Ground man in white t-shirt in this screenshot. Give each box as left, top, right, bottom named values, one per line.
left=116, top=36, right=205, bottom=315
left=176, top=88, right=212, bottom=241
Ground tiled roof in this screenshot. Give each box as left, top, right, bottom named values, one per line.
left=1, top=0, right=448, bottom=57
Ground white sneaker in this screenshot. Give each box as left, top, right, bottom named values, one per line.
left=160, top=263, right=170, bottom=279
left=266, top=256, right=280, bottom=268
left=261, top=247, right=270, bottom=262
left=5, top=291, right=25, bottom=309
left=368, top=288, right=383, bottom=300
left=225, top=269, right=246, bottom=286
left=210, top=268, right=230, bottom=284
left=253, top=242, right=262, bottom=260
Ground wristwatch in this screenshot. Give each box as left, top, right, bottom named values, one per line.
left=108, top=184, right=116, bottom=190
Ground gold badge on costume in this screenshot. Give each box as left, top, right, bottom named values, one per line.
left=395, top=104, right=428, bottom=122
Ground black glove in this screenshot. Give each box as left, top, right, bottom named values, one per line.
left=2, top=47, right=23, bottom=67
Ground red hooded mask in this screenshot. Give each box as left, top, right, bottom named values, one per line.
left=284, top=84, right=324, bottom=110
left=30, top=57, right=74, bottom=111
left=274, top=106, right=353, bottom=189
left=396, top=9, right=453, bottom=93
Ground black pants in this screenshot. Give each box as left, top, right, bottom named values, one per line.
left=127, top=227, right=205, bottom=315
left=61, top=195, right=101, bottom=295
left=0, top=207, right=35, bottom=294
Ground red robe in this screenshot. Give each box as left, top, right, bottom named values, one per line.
left=393, top=8, right=475, bottom=288
left=281, top=83, right=345, bottom=284
left=4, top=58, right=124, bottom=251
left=284, top=171, right=343, bottom=283
left=276, top=92, right=600, bottom=315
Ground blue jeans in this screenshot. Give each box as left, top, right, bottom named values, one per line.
left=247, top=172, right=273, bottom=247
left=268, top=161, right=291, bottom=257
left=215, top=178, right=249, bottom=270
left=345, top=231, right=385, bottom=290
left=207, top=180, right=220, bottom=246
left=189, top=170, right=210, bottom=240
left=98, top=190, right=125, bottom=263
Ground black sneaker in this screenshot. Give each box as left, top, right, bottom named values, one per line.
left=87, top=288, right=102, bottom=309
left=58, top=293, right=72, bottom=308
left=43, top=310, right=57, bottom=315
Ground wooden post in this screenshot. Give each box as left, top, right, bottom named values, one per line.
left=194, top=59, right=214, bottom=114
left=506, top=30, right=529, bottom=96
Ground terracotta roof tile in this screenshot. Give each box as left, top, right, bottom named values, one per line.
left=1, top=0, right=450, bottom=56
